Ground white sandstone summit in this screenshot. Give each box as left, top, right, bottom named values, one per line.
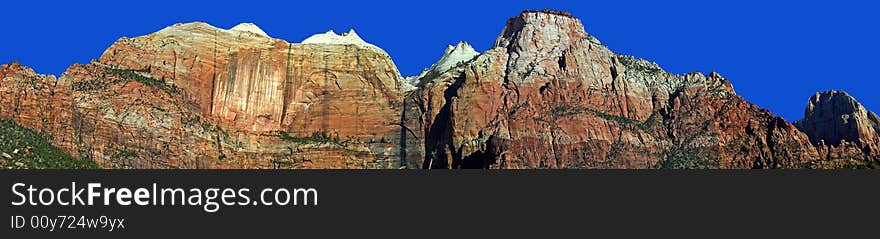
left=417, top=41, right=480, bottom=79
left=157, top=22, right=272, bottom=38
left=301, top=29, right=387, bottom=54
left=229, top=23, right=270, bottom=37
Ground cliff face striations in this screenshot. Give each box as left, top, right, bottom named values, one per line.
left=1, top=10, right=878, bottom=169
left=412, top=10, right=820, bottom=169
left=2, top=23, right=409, bottom=169
left=100, top=23, right=404, bottom=137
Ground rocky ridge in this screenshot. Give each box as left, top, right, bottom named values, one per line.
left=1, top=10, right=878, bottom=168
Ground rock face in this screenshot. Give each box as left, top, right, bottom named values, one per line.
left=795, top=91, right=880, bottom=166
left=0, top=63, right=75, bottom=150
left=2, top=10, right=878, bottom=169
left=411, top=10, right=820, bottom=169
left=100, top=23, right=404, bottom=136
left=1, top=22, right=411, bottom=169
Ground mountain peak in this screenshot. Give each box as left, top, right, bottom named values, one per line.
left=804, top=90, right=862, bottom=120
left=522, top=9, right=574, bottom=18
left=229, top=23, right=269, bottom=37
left=795, top=90, right=880, bottom=147
left=301, top=29, right=387, bottom=54
left=152, top=22, right=274, bottom=41
left=453, top=41, right=474, bottom=51
left=494, top=10, right=593, bottom=49
left=416, top=41, right=480, bottom=80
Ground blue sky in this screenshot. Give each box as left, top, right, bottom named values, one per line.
left=1, top=1, right=876, bottom=121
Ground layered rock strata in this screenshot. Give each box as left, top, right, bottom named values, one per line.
left=2, top=23, right=410, bottom=168
left=411, top=10, right=820, bottom=169
left=2, top=10, right=879, bottom=169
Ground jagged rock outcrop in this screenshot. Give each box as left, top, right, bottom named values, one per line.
left=412, top=10, right=820, bottom=169
left=795, top=90, right=880, bottom=167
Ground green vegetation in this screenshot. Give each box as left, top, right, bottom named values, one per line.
left=110, top=149, right=138, bottom=161
left=546, top=104, right=659, bottom=131
left=270, top=158, right=301, bottom=169
left=278, top=131, right=345, bottom=146
left=108, top=148, right=137, bottom=168
left=548, top=105, right=585, bottom=117
left=182, top=116, right=201, bottom=128
left=70, top=66, right=179, bottom=94
left=617, top=55, right=663, bottom=75
left=589, top=108, right=638, bottom=125
left=804, top=158, right=880, bottom=169
left=589, top=109, right=661, bottom=131
left=656, top=146, right=720, bottom=169
left=104, top=67, right=179, bottom=94
left=0, top=119, right=98, bottom=169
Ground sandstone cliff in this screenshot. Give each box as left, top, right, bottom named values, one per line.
left=2, top=10, right=879, bottom=169
left=795, top=90, right=880, bottom=168
left=2, top=23, right=411, bottom=169
left=411, top=10, right=820, bottom=169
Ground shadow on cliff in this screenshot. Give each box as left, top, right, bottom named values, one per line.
left=421, top=73, right=504, bottom=169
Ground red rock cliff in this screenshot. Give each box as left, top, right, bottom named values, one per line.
left=795, top=91, right=880, bottom=168
left=412, top=11, right=821, bottom=169
left=2, top=23, right=411, bottom=169
left=3, top=10, right=879, bottom=169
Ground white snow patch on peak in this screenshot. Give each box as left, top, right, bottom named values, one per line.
left=229, top=23, right=269, bottom=37
left=301, top=29, right=387, bottom=54
left=417, top=41, right=480, bottom=79
left=444, top=45, right=456, bottom=55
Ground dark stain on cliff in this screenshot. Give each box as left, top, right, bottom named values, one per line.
left=423, top=73, right=467, bottom=169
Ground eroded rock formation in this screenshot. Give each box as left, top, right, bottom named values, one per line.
left=1, top=10, right=878, bottom=169
left=2, top=23, right=411, bottom=169
left=795, top=91, right=880, bottom=167
left=411, top=10, right=822, bottom=169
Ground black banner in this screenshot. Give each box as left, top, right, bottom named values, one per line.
left=2, top=170, right=878, bottom=237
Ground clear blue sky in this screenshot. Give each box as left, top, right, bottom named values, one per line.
left=1, top=1, right=876, bottom=121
